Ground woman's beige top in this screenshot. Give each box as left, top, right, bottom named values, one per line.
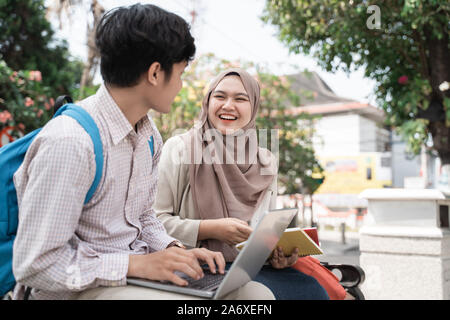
left=154, top=135, right=278, bottom=248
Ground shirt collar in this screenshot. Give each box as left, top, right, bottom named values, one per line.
left=96, top=84, right=154, bottom=145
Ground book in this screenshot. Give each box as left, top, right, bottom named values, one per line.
left=302, top=227, right=320, bottom=247
left=236, top=227, right=323, bottom=257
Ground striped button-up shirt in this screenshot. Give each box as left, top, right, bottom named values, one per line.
left=12, top=84, right=176, bottom=299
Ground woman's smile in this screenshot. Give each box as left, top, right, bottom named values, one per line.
left=218, top=113, right=238, bottom=122
left=208, top=75, right=252, bottom=134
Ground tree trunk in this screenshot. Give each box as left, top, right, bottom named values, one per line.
left=425, top=27, right=450, bottom=103
left=79, top=0, right=104, bottom=99
left=422, top=23, right=450, bottom=165
left=429, top=121, right=450, bottom=165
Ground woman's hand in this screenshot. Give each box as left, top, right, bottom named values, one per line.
left=198, top=218, right=253, bottom=245
left=269, top=246, right=299, bottom=269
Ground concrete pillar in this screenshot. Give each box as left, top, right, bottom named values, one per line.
left=359, top=188, right=450, bottom=299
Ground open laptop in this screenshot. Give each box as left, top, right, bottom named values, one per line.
left=126, top=208, right=297, bottom=299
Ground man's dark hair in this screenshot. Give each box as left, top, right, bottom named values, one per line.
left=95, top=4, right=195, bottom=87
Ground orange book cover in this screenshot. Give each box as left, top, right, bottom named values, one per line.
left=302, top=227, right=320, bottom=246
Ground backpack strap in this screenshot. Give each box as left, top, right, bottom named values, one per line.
left=53, top=95, right=73, bottom=115
left=54, top=104, right=103, bottom=204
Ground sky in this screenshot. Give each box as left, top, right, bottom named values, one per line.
left=49, top=0, right=378, bottom=106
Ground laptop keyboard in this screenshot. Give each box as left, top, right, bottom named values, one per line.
left=175, top=268, right=227, bottom=291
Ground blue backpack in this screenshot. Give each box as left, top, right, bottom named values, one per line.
left=0, top=103, right=104, bottom=297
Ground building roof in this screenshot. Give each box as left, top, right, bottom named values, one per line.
left=286, top=71, right=385, bottom=123
left=287, top=71, right=354, bottom=106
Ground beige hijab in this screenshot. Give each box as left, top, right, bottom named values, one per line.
left=182, top=68, right=276, bottom=261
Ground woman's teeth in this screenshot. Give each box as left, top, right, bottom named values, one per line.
left=219, top=114, right=237, bottom=120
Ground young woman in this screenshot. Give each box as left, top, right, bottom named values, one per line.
left=154, top=68, right=329, bottom=299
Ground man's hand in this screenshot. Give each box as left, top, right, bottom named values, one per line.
left=269, top=246, right=299, bottom=269
left=127, top=247, right=225, bottom=286
left=199, top=218, right=253, bottom=245
left=190, top=247, right=225, bottom=275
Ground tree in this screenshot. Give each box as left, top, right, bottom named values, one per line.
left=151, top=53, right=324, bottom=196
left=46, top=0, right=105, bottom=99
left=0, top=61, right=54, bottom=140
left=0, top=0, right=82, bottom=98
left=262, top=0, right=450, bottom=164
left=0, top=0, right=83, bottom=139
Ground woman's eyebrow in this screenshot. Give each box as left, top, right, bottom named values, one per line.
left=235, top=92, right=249, bottom=98
left=213, top=90, right=249, bottom=98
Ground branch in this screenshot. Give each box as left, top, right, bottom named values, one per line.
left=412, top=29, right=431, bottom=83
left=393, top=41, right=422, bottom=73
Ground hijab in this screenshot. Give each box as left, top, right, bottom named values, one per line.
left=182, top=68, right=277, bottom=261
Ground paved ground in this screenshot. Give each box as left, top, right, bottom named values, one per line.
left=314, top=229, right=361, bottom=266
left=315, top=230, right=365, bottom=298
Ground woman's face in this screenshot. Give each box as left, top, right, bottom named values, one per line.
left=207, top=75, right=253, bottom=135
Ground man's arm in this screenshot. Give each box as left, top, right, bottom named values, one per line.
left=13, top=133, right=128, bottom=292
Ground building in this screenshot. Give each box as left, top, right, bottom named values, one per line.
left=286, top=71, right=425, bottom=213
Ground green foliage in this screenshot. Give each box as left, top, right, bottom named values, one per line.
left=0, top=0, right=85, bottom=141
left=0, top=60, right=54, bottom=138
left=254, top=71, right=323, bottom=194
left=0, top=0, right=83, bottom=98
left=73, top=84, right=101, bottom=101
left=152, top=53, right=324, bottom=195
left=262, top=0, right=450, bottom=160
left=397, top=119, right=428, bottom=155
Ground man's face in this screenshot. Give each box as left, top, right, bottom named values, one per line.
left=151, top=61, right=187, bottom=114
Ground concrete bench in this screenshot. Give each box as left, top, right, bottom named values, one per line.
left=359, top=188, right=450, bottom=299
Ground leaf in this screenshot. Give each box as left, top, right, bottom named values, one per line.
left=444, top=97, right=450, bottom=110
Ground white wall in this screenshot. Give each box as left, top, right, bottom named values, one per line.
left=359, top=116, right=377, bottom=152
left=312, top=113, right=389, bottom=157
left=391, top=132, right=421, bottom=187
left=312, top=114, right=360, bottom=157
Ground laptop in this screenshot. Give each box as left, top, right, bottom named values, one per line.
left=126, top=208, right=297, bottom=299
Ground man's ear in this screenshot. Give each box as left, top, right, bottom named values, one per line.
left=147, top=62, right=162, bottom=86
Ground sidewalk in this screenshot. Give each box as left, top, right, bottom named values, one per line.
left=316, top=229, right=365, bottom=298
left=316, top=229, right=361, bottom=266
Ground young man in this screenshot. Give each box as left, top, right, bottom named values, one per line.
left=11, top=4, right=274, bottom=300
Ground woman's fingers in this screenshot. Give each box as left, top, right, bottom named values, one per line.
left=232, top=218, right=250, bottom=226
left=287, top=248, right=299, bottom=266
left=270, top=249, right=282, bottom=269
left=230, top=235, right=250, bottom=246
left=269, top=246, right=300, bottom=269
left=273, top=246, right=280, bottom=259
left=236, top=223, right=253, bottom=238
